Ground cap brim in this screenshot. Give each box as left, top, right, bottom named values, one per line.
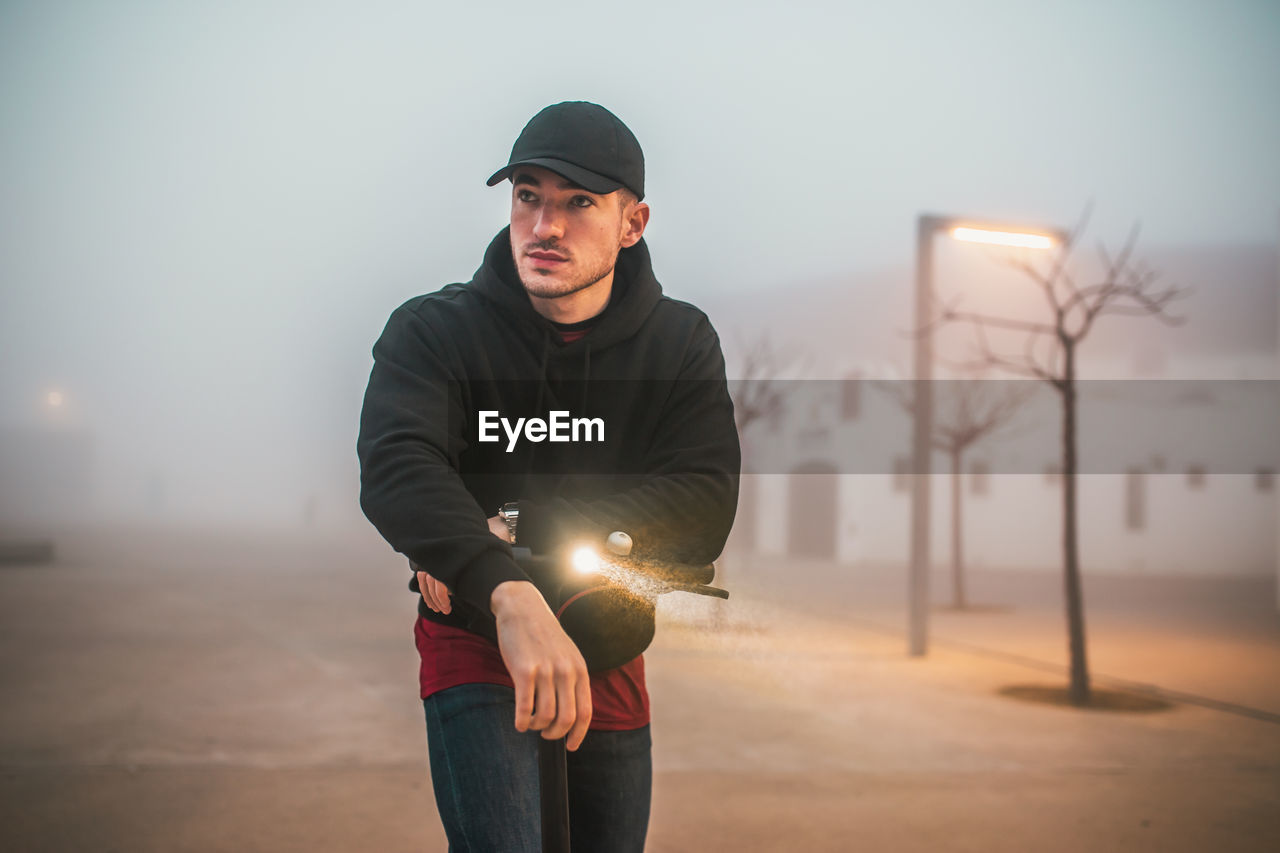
left=486, top=158, right=624, bottom=195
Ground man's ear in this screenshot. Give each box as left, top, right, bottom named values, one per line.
left=620, top=202, right=650, bottom=249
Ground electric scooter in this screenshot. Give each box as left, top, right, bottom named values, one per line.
left=513, top=531, right=728, bottom=853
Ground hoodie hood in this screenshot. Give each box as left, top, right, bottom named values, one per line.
left=470, top=226, right=663, bottom=355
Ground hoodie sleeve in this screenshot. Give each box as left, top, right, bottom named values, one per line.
left=357, top=302, right=531, bottom=613
left=514, top=315, right=742, bottom=566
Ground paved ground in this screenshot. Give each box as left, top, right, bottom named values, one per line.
left=1, top=525, right=1278, bottom=852
left=721, top=551, right=1280, bottom=718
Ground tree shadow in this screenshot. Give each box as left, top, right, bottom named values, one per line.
left=998, top=684, right=1174, bottom=712
left=933, top=603, right=1015, bottom=614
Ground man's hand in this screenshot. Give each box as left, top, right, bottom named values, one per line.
left=415, top=515, right=510, bottom=615
left=491, top=580, right=592, bottom=752
left=414, top=564, right=453, bottom=615
left=487, top=513, right=511, bottom=542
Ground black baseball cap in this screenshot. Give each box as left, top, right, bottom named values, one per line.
left=486, top=101, right=645, bottom=200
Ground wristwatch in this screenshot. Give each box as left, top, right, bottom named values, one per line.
left=498, top=501, right=519, bottom=544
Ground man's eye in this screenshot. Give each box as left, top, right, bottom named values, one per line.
left=517, top=190, right=536, bottom=202
left=571, top=195, right=594, bottom=208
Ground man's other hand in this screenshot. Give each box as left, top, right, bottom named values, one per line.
left=414, top=564, right=453, bottom=615
left=490, top=580, right=592, bottom=751
left=488, top=514, right=511, bottom=542
left=413, top=516, right=509, bottom=615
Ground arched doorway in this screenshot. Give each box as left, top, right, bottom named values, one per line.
left=733, top=469, right=758, bottom=552
left=788, top=461, right=838, bottom=559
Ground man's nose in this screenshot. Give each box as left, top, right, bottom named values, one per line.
left=532, top=204, right=565, bottom=241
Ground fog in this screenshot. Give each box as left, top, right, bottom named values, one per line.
left=1, top=0, right=1278, bottom=527
left=3, top=7, right=1280, bottom=848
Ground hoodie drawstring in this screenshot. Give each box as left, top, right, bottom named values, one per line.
left=581, top=343, right=591, bottom=415
left=525, top=329, right=553, bottom=480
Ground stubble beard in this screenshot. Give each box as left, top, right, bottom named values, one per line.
left=514, top=242, right=620, bottom=301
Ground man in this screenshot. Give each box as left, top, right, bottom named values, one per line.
left=358, top=101, right=739, bottom=852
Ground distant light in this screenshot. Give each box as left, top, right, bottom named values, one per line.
left=952, top=227, right=1055, bottom=249
left=572, top=546, right=601, bottom=575
left=46, top=391, right=64, bottom=408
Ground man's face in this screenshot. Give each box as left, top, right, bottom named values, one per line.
left=508, top=165, right=642, bottom=300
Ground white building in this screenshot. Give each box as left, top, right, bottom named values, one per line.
left=714, top=241, right=1278, bottom=582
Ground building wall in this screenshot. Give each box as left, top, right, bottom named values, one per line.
left=739, top=378, right=1278, bottom=578
left=743, top=470, right=1276, bottom=577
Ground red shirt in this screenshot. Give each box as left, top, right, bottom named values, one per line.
left=415, top=616, right=650, bottom=730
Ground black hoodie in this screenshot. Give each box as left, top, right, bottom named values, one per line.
left=357, top=228, right=740, bottom=630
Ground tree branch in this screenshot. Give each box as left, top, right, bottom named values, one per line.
left=943, top=309, right=1058, bottom=337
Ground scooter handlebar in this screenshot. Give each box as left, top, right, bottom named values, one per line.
left=511, top=546, right=727, bottom=599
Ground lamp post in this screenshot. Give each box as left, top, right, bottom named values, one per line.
left=909, top=213, right=1067, bottom=656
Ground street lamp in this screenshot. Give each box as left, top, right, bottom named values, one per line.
left=908, top=213, right=1068, bottom=657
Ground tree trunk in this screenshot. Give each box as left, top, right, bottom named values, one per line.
left=1061, top=340, right=1091, bottom=705
left=950, top=447, right=966, bottom=609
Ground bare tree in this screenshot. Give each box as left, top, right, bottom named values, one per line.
left=728, top=332, right=804, bottom=434
left=717, top=332, right=805, bottom=593
left=878, top=376, right=1033, bottom=609
left=942, top=211, right=1184, bottom=705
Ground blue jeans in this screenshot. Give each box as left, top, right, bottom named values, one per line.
left=423, top=683, right=652, bottom=853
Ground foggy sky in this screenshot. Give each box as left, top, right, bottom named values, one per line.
left=1, top=0, right=1277, bottom=525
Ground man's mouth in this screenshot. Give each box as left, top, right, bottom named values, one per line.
left=527, top=250, right=568, bottom=265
